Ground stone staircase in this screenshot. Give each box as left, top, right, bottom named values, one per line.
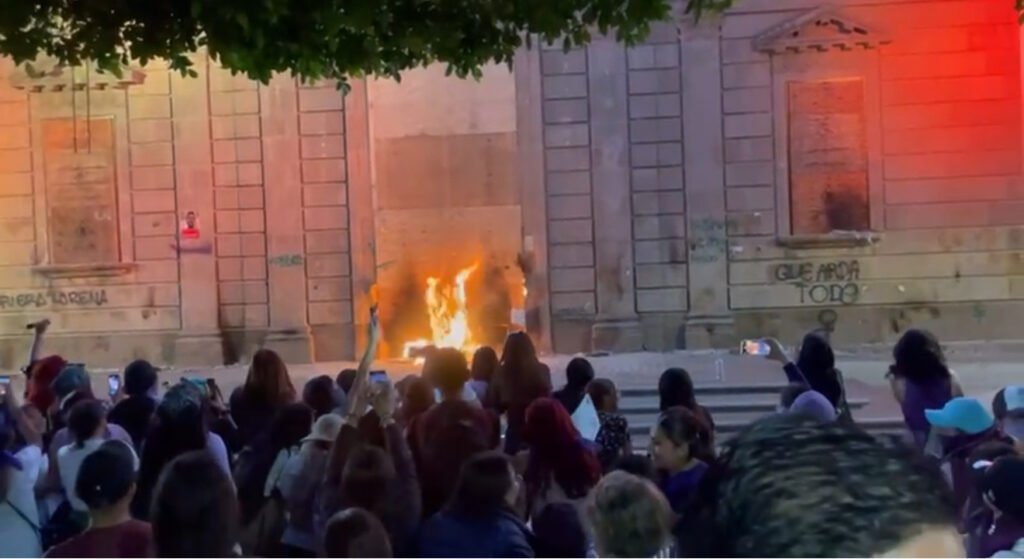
left=620, top=382, right=907, bottom=450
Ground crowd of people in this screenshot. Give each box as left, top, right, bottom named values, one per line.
left=2, top=315, right=1024, bottom=558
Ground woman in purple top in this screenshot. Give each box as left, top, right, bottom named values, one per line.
left=650, top=407, right=709, bottom=515
left=886, top=329, right=962, bottom=452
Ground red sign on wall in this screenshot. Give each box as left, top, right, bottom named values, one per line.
left=180, top=211, right=200, bottom=240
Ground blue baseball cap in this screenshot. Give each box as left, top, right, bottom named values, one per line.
left=926, top=397, right=994, bottom=435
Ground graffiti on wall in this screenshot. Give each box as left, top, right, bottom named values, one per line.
left=690, top=218, right=729, bottom=263
left=268, top=254, right=304, bottom=267
left=0, top=289, right=109, bottom=309
left=774, top=260, right=862, bottom=305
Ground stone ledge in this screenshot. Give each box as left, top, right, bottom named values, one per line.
left=32, top=262, right=138, bottom=279
left=775, top=231, right=882, bottom=250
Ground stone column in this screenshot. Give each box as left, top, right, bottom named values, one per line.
left=259, top=76, right=313, bottom=362
left=514, top=46, right=553, bottom=353
left=345, top=80, right=377, bottom=357
left=171, top=54, right=223, bottom=364
left=680, top=20, right=734, bottom=347
left=587, top=38, right=644, bottom=352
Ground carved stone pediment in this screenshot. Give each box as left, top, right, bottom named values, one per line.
left=752, top=7, right=890, bottom=54
left=9, top=58, right=146, bottom=92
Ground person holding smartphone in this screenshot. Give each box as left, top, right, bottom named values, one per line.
left=764, top=333, right=852, bottom=423
left=107, top=361, right=160, bottom=451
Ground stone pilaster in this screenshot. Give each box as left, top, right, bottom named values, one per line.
left=171, top=54, right=223, bottom=364
left=260, top=75, right=313, bottom=362
left=680, top=20, right=734, bottom=347
left=587, top=38, right=644, bottom=352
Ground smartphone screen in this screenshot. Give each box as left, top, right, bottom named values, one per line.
left=369, top=370, right=388, bottom=384
left=108, top=374, right=121, bottom=396
left=740, top=340, right=770, bottom=356
left=0, top=375, right=10, bottom=395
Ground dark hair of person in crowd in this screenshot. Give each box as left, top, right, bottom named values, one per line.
left=399, top=376, right=434, bottom=428
left=566, top=357, right=595, bottom=391
left=553, top=357, right=595, bottom=415
left=471, top=346, right=499, bottom=383
left=523, top=397, right=601, bottom=500
left=242, top=348, right=296, bottom=408
left=779, top=382, right=811, bottom=410
left=68, top=398, right=106, bottom=447
left=133, top=382, right=210, bottom=519
left=534, top=502, right=588, bottom=558
left=795, top=331, right=843, bottom=408
left=123, top=359, right=159, bottom=397
left=501, top=332, right=539, bottom=369
left=341, top=444, right=397, bottom=519
left=271, top=402, right=315, bottom=450
left=431, top=348, right=470, bottom=397
left=654, top=405, right=713, bottom=464
left=587, top=471, right=673, bottom=558
left=324, top=507, right=393, bottom=558
left=152, top=451, right=239, bottom=557
left=497, top=332, right=547, bottom=397
left=337, top=368, right=358, bottom=394
left=681, top=414, right=960, bottom=558
left=448, top=451, right=516, bottom=516
left=981, top=456, right=1024, bottom=523
left=587, top=378, right=618, bottom=413
left=892, top=329, right=951, bottom=384
left=658, top=368, right=698, bottom=411
left=613, top=454, right=657, bottom=482
left=77, top=440, right=136, bottom=510
left=302, top=375, right=339, bottom=418
left=966, top=441, right=1019, bottom=506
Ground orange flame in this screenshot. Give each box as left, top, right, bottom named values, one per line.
left=403, top=264, right=479, bottom=360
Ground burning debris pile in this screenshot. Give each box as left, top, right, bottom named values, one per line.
left=402, top=264, right=479, bottom=361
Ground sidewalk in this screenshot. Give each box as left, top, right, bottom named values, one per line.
left=18, top=348, right=1019, bottom=422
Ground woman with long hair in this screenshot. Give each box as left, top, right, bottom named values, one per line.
left=419, top=452, right=532, bottom=557
left=650, top=407, right=711, bottom=514
left=888, top=329, right=962, bottom=451
left=766, top=333, right=851, bottom=422
left=152, top=451, right=240, bottom=557
left=521, top=397, right=601, bottom=521
left=230, top=349, right=297, bottom=447
left=235, top=403, right=313, bottom=526
left=469, top=346, right=499, bottom=402
left=657, top=368, right=715, bottom=451
left=486, top=332, right=551, bottom=454
left=132, top=382, right=231, bottom=520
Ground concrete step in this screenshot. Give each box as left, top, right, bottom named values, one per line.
left=619, top=382, right=791, bottom=398
left=626, top=415, right=907, bottom=451
left=618, top=394, right=870, bottom=416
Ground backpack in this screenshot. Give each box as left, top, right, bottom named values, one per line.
left=39, top=500, right=87, bottom=551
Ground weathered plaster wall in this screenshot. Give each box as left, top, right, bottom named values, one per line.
left=720, top=0, right=1024, bottom=345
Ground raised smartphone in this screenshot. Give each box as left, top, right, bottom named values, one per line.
left=740, top=339, right=770, bottom=356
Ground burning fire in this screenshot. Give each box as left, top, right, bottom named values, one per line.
left=402, top=264, right=479, bottom=360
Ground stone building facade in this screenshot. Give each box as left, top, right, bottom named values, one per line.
left=0, top=0, right=1021, bottom=366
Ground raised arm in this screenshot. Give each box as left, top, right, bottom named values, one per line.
left=24, top=319, right=50, bottom=372
left=766, top=338, right=808, bottom=385
left=372, top=381, right=422, bottom=521
left=324, top=307, right=380, bottom=487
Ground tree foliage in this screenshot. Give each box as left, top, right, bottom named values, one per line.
left=0, top=0, right=728, bottom=85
